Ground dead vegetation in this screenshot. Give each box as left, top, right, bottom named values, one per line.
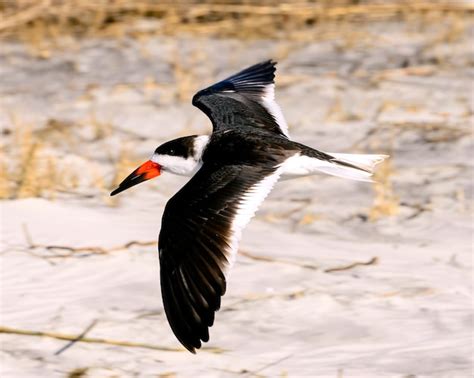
left=0, top=1, right=472, bottom=50
left=370, top=160, right=399, bottom=221
left=20, top=222, right=379, bottom=273
left=0, top=117, right=65, bottom=200
left=22, top=222, right=157, bottom=260
left=0, top=113, right=141, bottom=201
left=0, top=325, right=225, bottom=353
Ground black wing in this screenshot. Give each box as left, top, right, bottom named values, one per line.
left=192, top=60, right=290, bottom=138
left=158, top=162, right=282, bottom=353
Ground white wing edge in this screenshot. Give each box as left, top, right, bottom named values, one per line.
left=223, top=167, right=283, bottom=275
left=261, top=84, right=290, bottom=138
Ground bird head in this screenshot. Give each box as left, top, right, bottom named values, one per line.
left=110, top=135, right=208, bottom=196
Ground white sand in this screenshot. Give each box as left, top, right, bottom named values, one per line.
left=1, top=18, right=472, bottom=377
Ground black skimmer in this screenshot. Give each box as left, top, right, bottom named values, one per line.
left=111, top=60, right=387, bottom=353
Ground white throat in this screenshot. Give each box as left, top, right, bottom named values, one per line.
left=151, top=135, right=209, bottom=176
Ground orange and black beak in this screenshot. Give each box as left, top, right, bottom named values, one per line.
left=110, top=160, right=161, bottom=196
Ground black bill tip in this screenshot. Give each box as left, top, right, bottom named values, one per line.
left=110, top=187, right=123, bottom=196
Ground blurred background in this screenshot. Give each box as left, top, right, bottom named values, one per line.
left=0, top=1, right=472, bottom=377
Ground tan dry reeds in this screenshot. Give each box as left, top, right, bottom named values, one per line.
left=0, top=119, right=66, bottom=199
left=0, top=114, right=129, bottom=201
left=370, top=159, right=399, bottom=221
left=1, top=1, right=472, bottom=46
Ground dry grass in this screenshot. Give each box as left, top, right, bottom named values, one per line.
left=0, top=1, right=472, bottom=53
left=0, top=325, right=224, bottom=353
left=0, top=119, right=68, bottom=199
left=369, top=159, right=399, bottom=221
left=0, top=113, right=133, bottom=201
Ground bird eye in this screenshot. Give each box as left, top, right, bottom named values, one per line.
left=169, top=149, right=174, bottom=155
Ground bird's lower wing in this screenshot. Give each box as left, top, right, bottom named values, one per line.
left=158, top=163, right=282, bottom=353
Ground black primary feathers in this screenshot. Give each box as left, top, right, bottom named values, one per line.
left=192, top=60, right=288, bottom=137
left=158, top=162, right=279, bottom=353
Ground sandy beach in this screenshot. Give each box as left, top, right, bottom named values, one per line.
left=0, top=3, right=473, bottom=377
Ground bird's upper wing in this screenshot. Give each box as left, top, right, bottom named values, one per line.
left=192, top=60, right=290, bottom=138
left=158, top=162, right=282, bottom=353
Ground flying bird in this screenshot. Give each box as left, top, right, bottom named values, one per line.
left=111, top=60, right=387, bottom=353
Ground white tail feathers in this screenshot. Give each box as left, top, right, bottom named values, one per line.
left=326, top=152, right=389, bottom=182
left=280, top=152, right=389, bottom=182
